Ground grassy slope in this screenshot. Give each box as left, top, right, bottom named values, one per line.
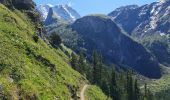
left=85, top=85, right=111, bottom=100
left=0, top=4, right=89, bottom=99
left=151, top=76, right=170, bottom=100
left=148, top=66, right=170, bottom=99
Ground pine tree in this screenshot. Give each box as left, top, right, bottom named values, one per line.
left=111, top=68, right=116, bottom=86
left=134, top=79, right=140, bottom=100
left=110, top=68, right=120, bottom=100
left=92, top=50, right=99, bottom=84
left=144, top=83, right=147, bottom=99
left=119, top=71, right=128, bottom=100
left=78, top=50, right=87, bottom=75
left=98, top=54, right=104, bottom=86
left=127, top=71, right=133, bottom=100
left=70, top=53, right=79, bottom=71
left=49, top=33, right=62, bottom=47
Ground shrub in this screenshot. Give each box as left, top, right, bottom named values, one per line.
left=32, top=34, right=39, bottom=43
left=0, top=64, right=6, bottom=72
left=49, top=33, right=62, bottom=47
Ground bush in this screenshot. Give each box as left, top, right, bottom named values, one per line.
left=0, top=64, right=6, bottom=72
left=49, top=33, right=62, bottom=47
left=32, top=34, right=39, bottom=43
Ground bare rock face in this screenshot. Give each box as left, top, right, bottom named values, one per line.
left=0, top=0, right=35, bottom=10
left=0, top=0, right=40, bottom=30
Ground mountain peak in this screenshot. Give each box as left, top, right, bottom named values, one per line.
left=48, top=8, right=59, bottom=18
left=159, top=0, right=170, bottom=3
left=87, top=14, right=111, bottom=19
left=56, top=4, right=69, bottom=8
left=44, top=7, right=63, bottom=25
left=46, top=4, right=53, bottom=7
left=37, top=4, right=81, bottom=23
left=114, top=5, right=139, bottom=12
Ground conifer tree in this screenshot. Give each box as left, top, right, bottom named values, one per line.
left=110, top=68, right=120, bottom=100
left=144, top=83, right=147, bottom=99
left=92, top=50, right=99, bottom=84
left=49, top=33, right=62, bottom=47
left=70, top=53, right=79, bottom=71
left=127, top=71, right=133, bottom=100
left=78, top=50, right=86, bottom=75
left=98, top=54, right=104, bottom=86
left=134, top=79, right=140, bottom=100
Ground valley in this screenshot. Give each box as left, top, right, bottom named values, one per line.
left=0, top=0, right=170, bottom=99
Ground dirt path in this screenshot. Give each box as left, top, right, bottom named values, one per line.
left=80, top=85, right=88, bottom=100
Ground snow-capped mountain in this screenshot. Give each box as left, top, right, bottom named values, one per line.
left=109, top=0, right=170, bottom=67
left=44, top=8, right=61, bottom=25
left=37, top=4, right=53, bottom=20
left=109, top=0, right=170, bottom=39
left=37, top=4, right=81, bottom=22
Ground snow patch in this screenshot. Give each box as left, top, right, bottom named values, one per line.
left=37, top=4, right=80, bottom=22
left=62, top=5, right=76, bottom=21
left=139, top=5, right=149, bottom=17
left=149, top=4, right=162, bottom=30
left=160, top=33, right=166, bottom=36
left=47, top=4, right=53, bottom=7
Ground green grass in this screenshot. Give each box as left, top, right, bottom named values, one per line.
left=0, top=4, right=88, bottom=99
left=85, top=85, right=111, bottom=100
left=0, top=4, right=108, bottom=99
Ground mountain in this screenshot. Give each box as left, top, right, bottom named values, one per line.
left=36, top=4, right=53, bottom=20
left=71, top=15, right=161, bottom=78
left=109, top=0, right=170, bottom=66
left=108, top=0, right=170, bottom=39
left=44, top=7, right=66, bottom=25
left=37, top=4, right=81, bottom=23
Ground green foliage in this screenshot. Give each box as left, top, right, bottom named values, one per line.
left=110, top=68, right=120, bottom=100
left=127, top=71, right=134, bottom=100
left=144, top=84, right=155, bottom=100
left=71, top=53, right=79, bottom=71
left=70, top=49, right=155, bottom=100
left=45, top=24, right=80, bottom=49
left=32, top=34, right=39, bottom=43
left=92, top=50, right=102, bottom=84
left=70, top=50, right=92, bottom=81
left=154, top=89, right=170, bottom=100
left=134, top=79, right=140, bottom=100
left=149, top=72, right=170, bottom=100
left=49, top=32, right=62, bottom=47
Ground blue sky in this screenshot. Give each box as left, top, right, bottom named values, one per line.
left=34, top=0, right=157, bottom=16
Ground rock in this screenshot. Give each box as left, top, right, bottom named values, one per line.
left=0, top=0, right=35, bottom=10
